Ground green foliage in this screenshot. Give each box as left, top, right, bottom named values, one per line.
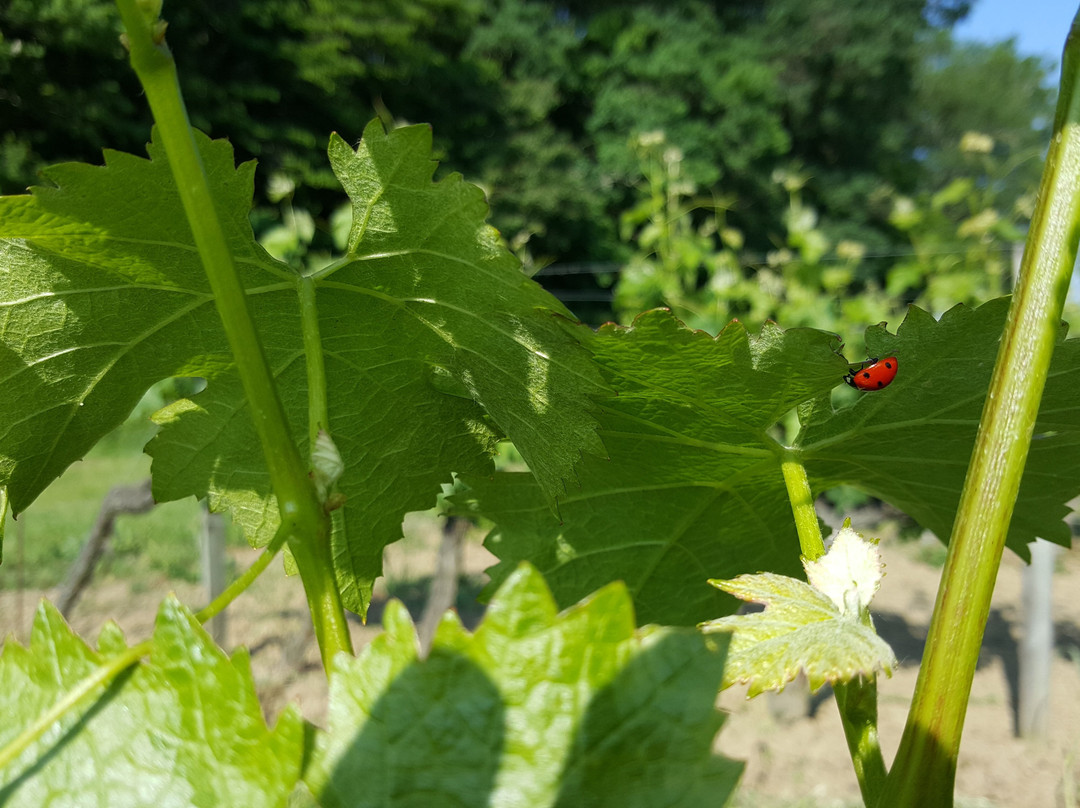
left=581, top=2, right=789, bottom=188
left=886, top=144, right=1031, bottom=313
left=305, top=565, right=741, bottom=807
left=912, top=34, right=1054, bottom=208
left=0, top=0, right=493, bottom=205
left=0, top=598, right=306, bottom=806
left=0, top=120, right=605, bottom=618
left=799, top=298, right=1080, bottom=558
left=3, top=0, right=1041, bottom=269
left=614, top=126, right=1038, bottom=358
left=458, top=314, right=849, bottom=625
left=2, top=2, right=1077, bottom=803
left=756, top=0, right=926, bottom=189
left=0, top=0, right=146, bottom=193
left=463, top=301, right=1080, bottom=626
left=614, top=132, right=750, bottom=332
left=460, top=0, right=616, bottom=262
left=0, top=567, right=740, bottom=806
left=614, top=138, right=898, bottom=350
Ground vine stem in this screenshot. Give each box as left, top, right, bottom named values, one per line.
left=114, top=0, right=351, bottom=667
left=879, top=14, right=1080, bottom=806
left=833, top=678, right=887, bottom=805
left=779, top=451, right=887, bottom=804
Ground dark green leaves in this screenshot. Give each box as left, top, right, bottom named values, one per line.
left=0, top=133, right=259, bottom=514
left=304, top=564, right=742, bottom=807
left=460, top=311, right=850, bottom=626
left=800, top=298, right=1080, bottom=559
left=324, top=122, right=606, bottom=500
left=469, top=301, right=1080, bottom=627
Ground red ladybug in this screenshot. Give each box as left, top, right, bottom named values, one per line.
left=844, top=356, right=898, bottom=391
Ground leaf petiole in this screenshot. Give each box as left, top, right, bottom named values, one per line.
left=195, top=522, right=290, bottom=625
left=779, top=452, right=825, bottom=560
left=299, top=276, right=330, bottom=452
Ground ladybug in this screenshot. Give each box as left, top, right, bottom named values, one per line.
left=844, top=356, right=898, bottom=391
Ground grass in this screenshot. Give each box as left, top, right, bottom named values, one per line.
left=1, top=393, right=240, bottom=591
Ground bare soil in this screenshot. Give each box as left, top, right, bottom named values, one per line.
left=3, top=515, right=1079, bottom=807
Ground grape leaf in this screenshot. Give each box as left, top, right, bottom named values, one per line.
left=702, top=526, right=897, bottom=696
left=457, top=310, right=850, bottom=626
left=0, top=120, right=606, bottom=616
left=0, top=136, right=244, bottom=513
left=799, top=297, right=1080, bottom=560
left=0, top=598, right=305, bottom=806
left=465, top=301, right=1080, bottom=628
left=303, top=563, right=742, bottom=808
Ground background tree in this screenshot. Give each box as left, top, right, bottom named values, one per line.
left=1, top=0, right=147, bottom=192
left=910, top=32, right=1054, bottom=211
left=1, top=0, right=1050, bottom=300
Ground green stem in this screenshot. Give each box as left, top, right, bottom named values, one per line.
left=293, top=274, right=353, bottom=661
left=834, top=679, right=888, bottom=805
left=114, top=0, right=350, bottom=668
left=290, top=529, right=354, bottom=665
left=0, top=487, right=7, bottom=555
left=879, top=15, right=1080, bottom=807
left=193, top=513, right=351, bottom=663
left=299, top=275, right=330, bottom=450
left=780, top=451, right=887, bottom=803
left=0, top=641, right=151, bottom=773
left=194, top=523, right=289, bottom=625
left=114, top=0, right=310, bottom=527
left=779, top=453, right=825, bottom=560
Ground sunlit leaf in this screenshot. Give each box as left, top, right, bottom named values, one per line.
left=305, top=564, right=742, bottom=807
left=0, top=598, right=305, bottom=806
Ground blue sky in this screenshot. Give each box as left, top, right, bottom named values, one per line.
left=953, top=0, right=1077, bottom=64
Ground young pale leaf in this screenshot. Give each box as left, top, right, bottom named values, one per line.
left=457, top=311, right=850, bottom=626
left=702, top=527, right=896, bottom=696
left=304, top=563, right=742, bottom=808
left=804, top=525, right=884, bottom=616
left=311, top=429, right=344, bottom=500
left=0, top=120, right=606, bottom=617
left=0, top=598, right=305, bottom=806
